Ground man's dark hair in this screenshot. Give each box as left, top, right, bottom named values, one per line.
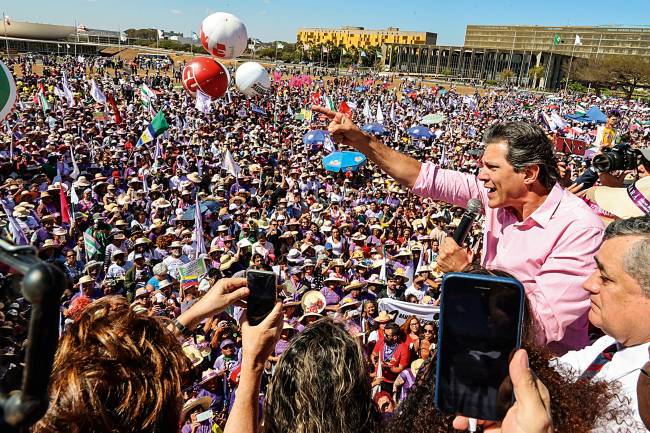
left=483, top=122, right=560, bottom=190
left=384, top=322, right=400, bottom=334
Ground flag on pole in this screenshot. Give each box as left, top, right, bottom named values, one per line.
left=553, top=34, right=562, bottom=46
left=194, top=198, right=206, bottom=259
left=195, top=89, right=212, bottom=113
left=106, top=92, right=122, bottom=124
left=389, top=104, right=396, bottom=122
left=323, top=133, right=336, bottom=154
left=1, top=200, right=28, bottom=245
left=323, top=94, right=335, bottom=111
left=574, top=34, right=582, bottom=46
left=37, top=92, right=50, bottom=114
left=136, top=110, right=169, bottom=147
left=89, top=79, right=107, bottom=104
left=60, top=184, right=71, bottom=224
left=83, top=231, right=99, bottom=257
left=3, top=15, right=10, bottom=26
left=379, top=258, right=387, bottom=282
left=276, top=42, right=284, bottom=49
left=376, top=103, right=384, bottom=124
left=62, top=72, right=75, bottom=106
left=359, top=50, right=367, bottom=57
left=70, top=184, right=79, bottom=224
left=363, top=100, right=372, bottom=120
left=53, top=85, right=65, bottom=100
left=191, top=31, right=199, bottom=41
left=221, top=149, right=241, bottom=177
left=70, top=146, right=80, bottom=179
left=139, top=84, right=157, bottom=108
left=551, top=111, right=568, bottom=130
left=372, top=347, right=383, bottom=397
left=339, top=100, right=352, bottom=118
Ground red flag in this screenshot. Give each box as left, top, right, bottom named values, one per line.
left=106, top=93, right=122, bottom=124
left=311, top=91, right=321, bottom=106
left=60, top=184, right=71, bottom=224
left=338, top=101, right=352, bottom=118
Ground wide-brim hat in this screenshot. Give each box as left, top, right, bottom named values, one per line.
left=323, top=275, right=346, bottom=285
left=375, top=310, right=395, bottom=323
left=344, top=280, right=367, bottom=291
left=199, top=368, right=220, bottom=385
left=300, top=290, right=326, bottom=314
left=298, top=312, right=322, bottom=324
left=187, top=172, right=201, bottom=183
left=181, top=396, right=212, bottom=421
left=584, top=176, right=650, bottom=220
left=182, top=343, right=205, bottom=368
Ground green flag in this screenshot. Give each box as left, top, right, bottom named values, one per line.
left=553, top=34, right=562, bottom=45
left=37, top=92, right=50, bottom=114
left=136, top=110, right=169, bottom=147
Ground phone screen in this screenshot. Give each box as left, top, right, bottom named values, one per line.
left=434, top=272, right=524, bottom=421
left=246, top=270, right=277, bottom=326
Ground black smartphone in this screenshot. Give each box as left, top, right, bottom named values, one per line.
left=434, top=272, right=525, bottom=421
left=246, top=270, right=277, bottom=326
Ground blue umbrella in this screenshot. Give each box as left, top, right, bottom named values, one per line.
left=322, top=151, right=367, bottom=172
left=407, top=125, right=433, bottom=140
left=302, top=130, right=330, bottom=146
left=354, top=85, right=369, bottom=92
left=362, top=123, right=387, bottom=136
left=180, top=200, right=221, bottom=221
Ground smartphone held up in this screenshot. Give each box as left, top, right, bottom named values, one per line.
left=246, top=270, right=277, bottom=326
left=434, top=272, right=525, bottom=421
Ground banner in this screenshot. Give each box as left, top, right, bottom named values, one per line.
left=178, top=257, right=208, bottom=289
left=377, top=298, right=440, bottom=325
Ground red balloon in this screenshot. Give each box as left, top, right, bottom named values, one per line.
left=182, top=57, right=229, bottom=100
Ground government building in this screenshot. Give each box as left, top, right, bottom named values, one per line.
left=381, top=25, right=650, bottom=89
left=297, top=26, right=437, bottom=49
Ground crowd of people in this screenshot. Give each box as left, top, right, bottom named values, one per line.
left=0, top=51, right=650, bottom=432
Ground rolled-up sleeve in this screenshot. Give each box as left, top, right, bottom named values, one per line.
left=411, top=162, right=489, bottom=211
left=526, top=225, right=603, bottom=346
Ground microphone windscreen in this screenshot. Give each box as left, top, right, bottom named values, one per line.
left=467, top=198, right=483, bottom=214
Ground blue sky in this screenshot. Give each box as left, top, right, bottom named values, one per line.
left=6, top=0, right=649, bottom=45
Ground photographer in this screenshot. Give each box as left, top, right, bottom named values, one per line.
left=580, top=148, right=650, bottom=222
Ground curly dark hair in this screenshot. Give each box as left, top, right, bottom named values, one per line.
left=381, top=267, right=632, bottom=433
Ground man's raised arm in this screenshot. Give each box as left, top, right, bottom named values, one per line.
left=312, top=105, right=422, bottom=189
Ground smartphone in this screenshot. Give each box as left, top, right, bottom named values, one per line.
left=434, top=272, right=525, bottom=421
left=246, top=270, right=277, bottom=326
left=195, top=409, right=213, bottom=423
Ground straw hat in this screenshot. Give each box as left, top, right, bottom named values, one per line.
left=375, top=310, right=395, bottom=323
left=584, top=176, right=650, bottom=220
left=344, top=280, right=367, bottom=291
left=300, top=290, right=326, bottom=314
left=187, top=172, right=201, bottom=183
left=181, top=396, right=212, bottom=421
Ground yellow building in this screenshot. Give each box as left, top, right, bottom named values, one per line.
left=297, top=26, right=436, bottom=49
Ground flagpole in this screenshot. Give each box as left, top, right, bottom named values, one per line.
left=3, top=12, right=10, bottom=59
left=564, top=36, right=577, bottom=93
left=274, top=42, right=278, bottom=63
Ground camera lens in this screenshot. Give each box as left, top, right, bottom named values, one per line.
left=592, top=153, right=612, bottom=173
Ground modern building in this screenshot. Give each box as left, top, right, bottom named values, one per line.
left=382, top=25, right=650, bottom=89
left=464, top=25, right=650, bottom=59
left=297, top=26, right=436, bottom=49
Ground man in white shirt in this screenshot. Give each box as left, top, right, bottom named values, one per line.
left=556, top=216, right=650, bottom=432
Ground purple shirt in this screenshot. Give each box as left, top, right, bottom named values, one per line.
left=413, top=163, right=604, bottom=354
left=320, top=286, right=342, bottom=305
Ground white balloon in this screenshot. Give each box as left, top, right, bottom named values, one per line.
left=235, top=62, right=271, bottom=97
left=200, top=12, right=248, bottom=59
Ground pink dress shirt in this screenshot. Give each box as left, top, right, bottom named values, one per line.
left=413, top=163, right=605, bottom=354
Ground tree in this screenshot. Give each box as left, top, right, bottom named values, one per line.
left=528, top=65, right=545, bottom=87
left=499, top=69, right=515, bottom=82
left=572, top=55, right=650, bottom=100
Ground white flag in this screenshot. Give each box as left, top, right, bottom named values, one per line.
left=221, top=149, right=241, bottom=177
left=551, top=111, right=568, bottom=130
left=276, top=42, right=284, bottom=49
left=376, top=103, right=384, bottom=124
left=90, top=79, right=106, bottom=104
left=54, top=86, right=65, bottom=100
left=62, top=72, right=75, bottom=107
left=363, top=100, right=372, bottom=120
left=195, top=89, right=212, bottom=114
left=323, top=133, right=336, bottom=154
left=574, top=34, right=582, bottom=46
left=70, top=146, right=80, bottom=179
left=389, top=103, right=396, bottom=123
left=194, top=198, right=206, bottom=259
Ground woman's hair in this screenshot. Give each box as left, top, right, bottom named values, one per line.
left=399, top=315, right=420, bottom=337
left=263, top=318, right=379, bottom=433
left=32, top=296, right=191, bottom=433
left=381, top=266, right=631, bottom=433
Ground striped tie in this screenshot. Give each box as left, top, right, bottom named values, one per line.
left=579, top=343, right=618, bottom=380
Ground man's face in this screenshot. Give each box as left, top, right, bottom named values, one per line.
left=583, top=236, right=650, bottom=345
left=171, top=247, right=181, bottom=258
left=384, top=328, right=399, bottom=344
left=477, top=142, right=528, bottom=210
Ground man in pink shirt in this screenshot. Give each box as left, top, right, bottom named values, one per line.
left=314, top=106, right=604, bottom=354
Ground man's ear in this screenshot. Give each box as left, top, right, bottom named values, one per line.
left=522, top=164, right=540, bottom=186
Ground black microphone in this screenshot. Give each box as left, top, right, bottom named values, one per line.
left=452, top=198, right=483, bottom=246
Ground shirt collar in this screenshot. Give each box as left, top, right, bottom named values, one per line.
left=513, top=183, right=564, bottom=229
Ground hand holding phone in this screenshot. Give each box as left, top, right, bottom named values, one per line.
left=246, top=270, right=277, bottom=326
